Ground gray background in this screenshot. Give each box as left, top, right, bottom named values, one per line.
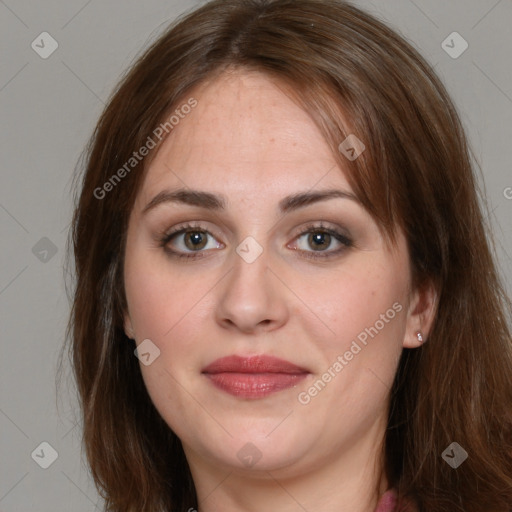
left=1, top=0, right=511, bottom=510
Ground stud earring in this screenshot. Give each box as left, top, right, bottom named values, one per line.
left=416, top=331, right=424, bottom=343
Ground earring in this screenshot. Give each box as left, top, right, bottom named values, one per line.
left=416, top=331, right=424, bottom=343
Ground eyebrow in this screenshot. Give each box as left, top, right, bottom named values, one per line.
left=142, top=187, right=359, bottom=215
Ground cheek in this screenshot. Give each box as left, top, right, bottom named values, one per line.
left=123, top=248, right=210, bottom=430
left=124, top=242, right=206, bottom=340
left=300, top=255, right=408, bottom=350
left=293, top=260, right=407, bottom=425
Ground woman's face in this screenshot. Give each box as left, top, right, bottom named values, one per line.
left=123, top=70, right=426, bottom=482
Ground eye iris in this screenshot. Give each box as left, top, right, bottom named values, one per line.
left=184, top=231, right=207, bottom=250
left=308, top=231, right=330, bottom=251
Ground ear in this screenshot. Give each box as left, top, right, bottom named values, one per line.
left=403, top=279, right=438, bottom=348
left=124, top=312, right=135, bottom=340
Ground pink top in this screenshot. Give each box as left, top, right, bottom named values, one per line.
left=374, top=489, right=416, bottom=512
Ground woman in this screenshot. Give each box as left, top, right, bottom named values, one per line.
left=61, top=0, right=512, bottom=510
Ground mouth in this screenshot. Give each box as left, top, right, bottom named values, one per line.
left=202, top=355, right=310, bottom=399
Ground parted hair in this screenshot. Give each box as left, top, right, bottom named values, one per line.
left=59, top=0, right=512, bottom=510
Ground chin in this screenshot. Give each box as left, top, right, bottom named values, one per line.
left=189, top=419, right=315, bottom=473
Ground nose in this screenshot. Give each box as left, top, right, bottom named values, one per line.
left=215, top=244, right=290, bottom=334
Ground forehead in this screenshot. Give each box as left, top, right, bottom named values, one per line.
left=134, top=70, right=354, bottom=210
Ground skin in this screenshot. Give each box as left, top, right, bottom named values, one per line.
left=123, top=69, right=436, bottom=512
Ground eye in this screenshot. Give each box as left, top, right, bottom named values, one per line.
left=159, top=222, right=223, bottom=260
left=289, top=222, right=353, bottom=260
left=158, top=221, right=352, bottom=261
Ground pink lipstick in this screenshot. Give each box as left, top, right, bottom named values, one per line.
left=202, top=355, right=309, bottom=399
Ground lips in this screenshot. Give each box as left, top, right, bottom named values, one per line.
left=202, top=355, right=310, bottom=399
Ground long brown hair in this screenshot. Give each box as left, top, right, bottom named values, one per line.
left=58, top=0, right=512, bottom=510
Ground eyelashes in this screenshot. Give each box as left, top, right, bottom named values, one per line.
left=291, top=222, right=353, bottom=260
left=158, top=222, right=222, bottom=260
left=157, top=221, right=353, bottom=261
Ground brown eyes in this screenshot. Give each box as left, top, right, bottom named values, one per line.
left=158, top=221, right=352, bottom=261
